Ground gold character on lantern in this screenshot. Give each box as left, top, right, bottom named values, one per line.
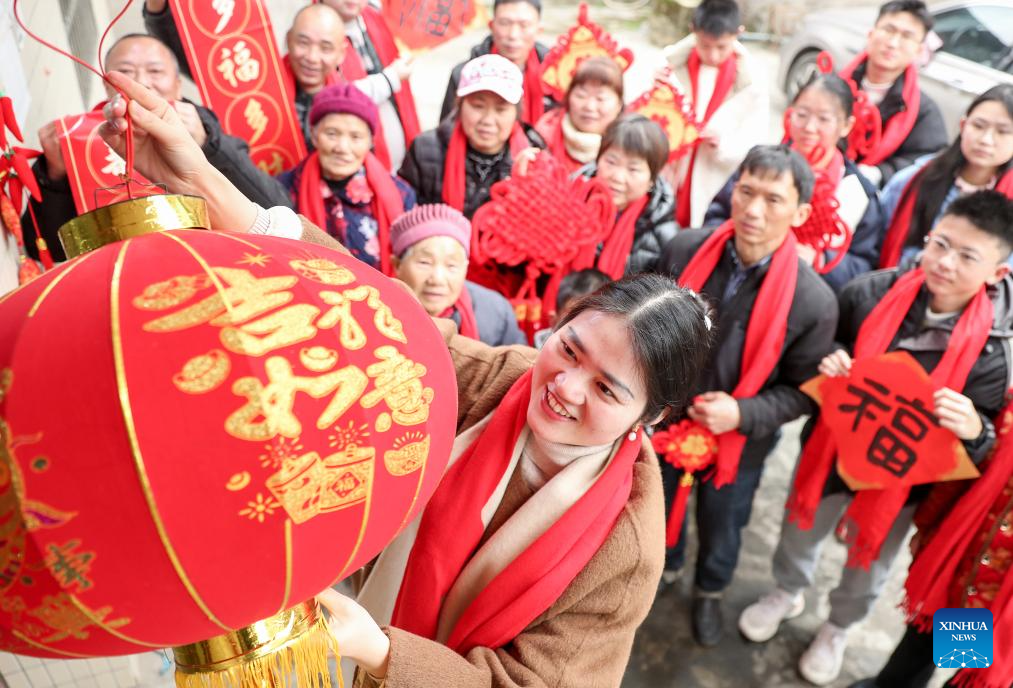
left=318, top=289, right=368, bottom=350
left=43, top=540, right=95, bottom=592
left=361, top=346, right=433, bottom=426
left=142, top=268, right=297, bottom=332
left=225, top=357, right=368, bottom=441
left=27, top=593, right=129, bottom=643
left=220, top=303, right=321, bottom=356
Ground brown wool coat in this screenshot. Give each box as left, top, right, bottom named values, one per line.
left=379, top=321, right=666, bottom=688
left=294, top=224, right=665, bottom=687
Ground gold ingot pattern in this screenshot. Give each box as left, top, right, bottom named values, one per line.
left=225, top=471, right=251, bottom=491
left=383, top=432, right=430, bottom=476
left=265, top=447, right=374, bottom=524
left=300, top=346, right=338, bottom=372
left=374, top=412, right=392, bottom=433
left=289, top=258, right=355, bottom=286
left=173, top=350, right=231, bottom=394
left=133, top=275, right=213, bottom=311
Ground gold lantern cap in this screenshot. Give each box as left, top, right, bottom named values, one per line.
left=58, top=194, right=210, bottom=259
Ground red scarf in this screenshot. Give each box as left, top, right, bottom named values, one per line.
left=787, top=268, right=994, bottom=568
left=839, top=53, right=920, bottom=167
left=535, top=109, right=582, bottom=174
left=677, top=221, right=800, bottom=487
left=596, top=194, right=649, bottom=279
left=442, top=121, right=530, bottom=212
left=390, top=370, right=642, bottom=653
left=440, top=284, right=479, bottom=339
left=880, top=168, right=1013, bottom=269
left=295, top=151, right=405, bottom=275
left=903, top=404, right=1013, bottom=688
left=281, top=54, right=343, bottom=104
left=492, top=45, right=544, bottom=125
left=340, top=9, right=422, bottom=169
left=675, top=49, right=737, bottom=227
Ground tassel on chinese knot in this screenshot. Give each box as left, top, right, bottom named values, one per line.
left=653, top=419, right=719, bottom=547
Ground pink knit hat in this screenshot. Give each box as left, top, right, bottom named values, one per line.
left=390, top=204, right=472, bottom=257
left=309, top=83, right=378, bottom=133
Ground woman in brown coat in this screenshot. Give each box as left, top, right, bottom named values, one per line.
left=100, top=72, right=714, bottom=688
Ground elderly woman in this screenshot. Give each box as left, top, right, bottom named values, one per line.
left=279, top=83, right=415, bottom=274
left=578, top=113, right=678, bottom=276
left=398, top=54, right=544, bottom=219
left=102, top=71, right=716, bottom=688
left=391, top=204, right=526, bottom=347
left=535, top=56, right=624, bottom=174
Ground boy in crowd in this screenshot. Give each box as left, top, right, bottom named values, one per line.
left=740, top=191, right=1013, bottom=685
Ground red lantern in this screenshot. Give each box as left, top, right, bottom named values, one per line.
left=0, top=228, right=456, bottom=678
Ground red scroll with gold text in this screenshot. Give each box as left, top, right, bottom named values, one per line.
left=56, top=112, right=161, bottom=214
left=168, top=0, right=306, bottom=175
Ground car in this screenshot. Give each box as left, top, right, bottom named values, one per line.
left=777, top=0, right=1013, bottom=137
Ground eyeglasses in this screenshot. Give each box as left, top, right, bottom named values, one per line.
left=874, top=23, right=923, bottom=45
left=923, top=235, right=986, bottom=268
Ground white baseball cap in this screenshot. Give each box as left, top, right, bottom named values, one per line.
left=456, top=54, right=524, bottom=105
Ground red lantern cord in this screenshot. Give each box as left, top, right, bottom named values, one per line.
left=11, top=0, right=143, bottom=200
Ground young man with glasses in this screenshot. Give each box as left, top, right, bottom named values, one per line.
left=839, top=0, right=948, bottom=188
left=440, top=0, right=555, bottom=126
left=739, top=190, right=1013, bottom=685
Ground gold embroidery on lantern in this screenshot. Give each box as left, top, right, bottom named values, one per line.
left=24, top=593, right=129, bottom=643
left=375, top=412, right=392, bottom=433
left=43, top=540, right=95, bottom=592
left=225, top=357, right=369, bottom=440
left=142, top=268, right=297, bottom=331
left=67, top=594, right=164, bottom=648
left=300, top=346, right=339, bottom=372
left=173, top=350, right=231, bottom=394
left=265, top=448, right=374, bottom=524
left=226, top=471, right=251, bottom=491
left=329, top=422, right=370, bottom=452
left=237, top=252, right=271, bottom=268
left=384, top=432, right=430, bottom=476
left=239, top=493, right=281, bottom=523
left=318, top=290, right=369, bottom=350
left=0, top=368, right=10, bottom=402
left=220, top=303, right=321, bottom=356
left=260, top=438, right=305, bottom=470
left=290, top=258, right=355, bottom=286
left=366, top=290, right=407, bottom=344
left=132, top=275, right=213, bottom=311
left=361, top=346, right=434, bottom=426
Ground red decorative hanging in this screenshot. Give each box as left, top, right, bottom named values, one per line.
left=652, top=419, right=718, bottom=547
left=539, top=3, right=634, bottom=103
left=628, top=77, right=701, bottom=162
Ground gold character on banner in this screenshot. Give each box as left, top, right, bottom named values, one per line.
left=361, top=346, right=433, bottom=426
left=225, top=356, right=368, bottom=441
left=142, top=268, right=297, bottom=332
left=212, top=0, right=235, bottom=34
left=244, top=98, right=269, bottom=145
left=100, top=145, right=127, bottom=177
left=218, top=40, right=260, bottom=89
left=258, top=153, right=285, bottom=176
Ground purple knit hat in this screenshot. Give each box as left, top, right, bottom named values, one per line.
left=390, top=204, right=472, bottom=257
left=309, top=83, right=379, bottom=133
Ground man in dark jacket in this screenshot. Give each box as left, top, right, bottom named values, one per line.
left=841, top=0, right=947, bottom=187
left=24, top=33, right=291, bottom=263
left=740, top=191, right=1013, bottom=686
left=703, top=160, right=886, bottom=292
left=658, top=145, right=839, bottom=647
left=439, top=0, right=555, bottom=124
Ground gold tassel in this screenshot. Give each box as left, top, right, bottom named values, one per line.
left=174, top=601, right=343, bottom=688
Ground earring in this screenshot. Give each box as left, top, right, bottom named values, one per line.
left=628, top=427, right=639, bottom=442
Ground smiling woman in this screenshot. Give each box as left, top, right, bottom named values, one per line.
left=97, top=72, right=714, bottom=688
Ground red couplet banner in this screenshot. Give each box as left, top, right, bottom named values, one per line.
left=168, top=0, right=307, bottom=175
left=382, top=0, right=477, bottom=50
left=57, top=111, right=161, bottom=214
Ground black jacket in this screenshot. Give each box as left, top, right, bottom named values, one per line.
left=22, top=103, right=292, bottom=262
left=818, top=268, right=1013, bottom=499
left=659, top=228, right=840, bottom=470
left=397, top=118, right=545, bottom=219
left=703, top=159, right=886, bottom=293
left=846, top=61, right=948, bottom=186
left=576, top=162, right=678, bottom=275
left=439, top=36, right=554, bottom=123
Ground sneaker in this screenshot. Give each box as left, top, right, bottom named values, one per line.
left=798, top=622, right=849, bottom=685
left=738, top=588, right=805, bottom=642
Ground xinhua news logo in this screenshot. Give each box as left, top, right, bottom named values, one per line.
left=933, top=608, right=993, bottom=669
